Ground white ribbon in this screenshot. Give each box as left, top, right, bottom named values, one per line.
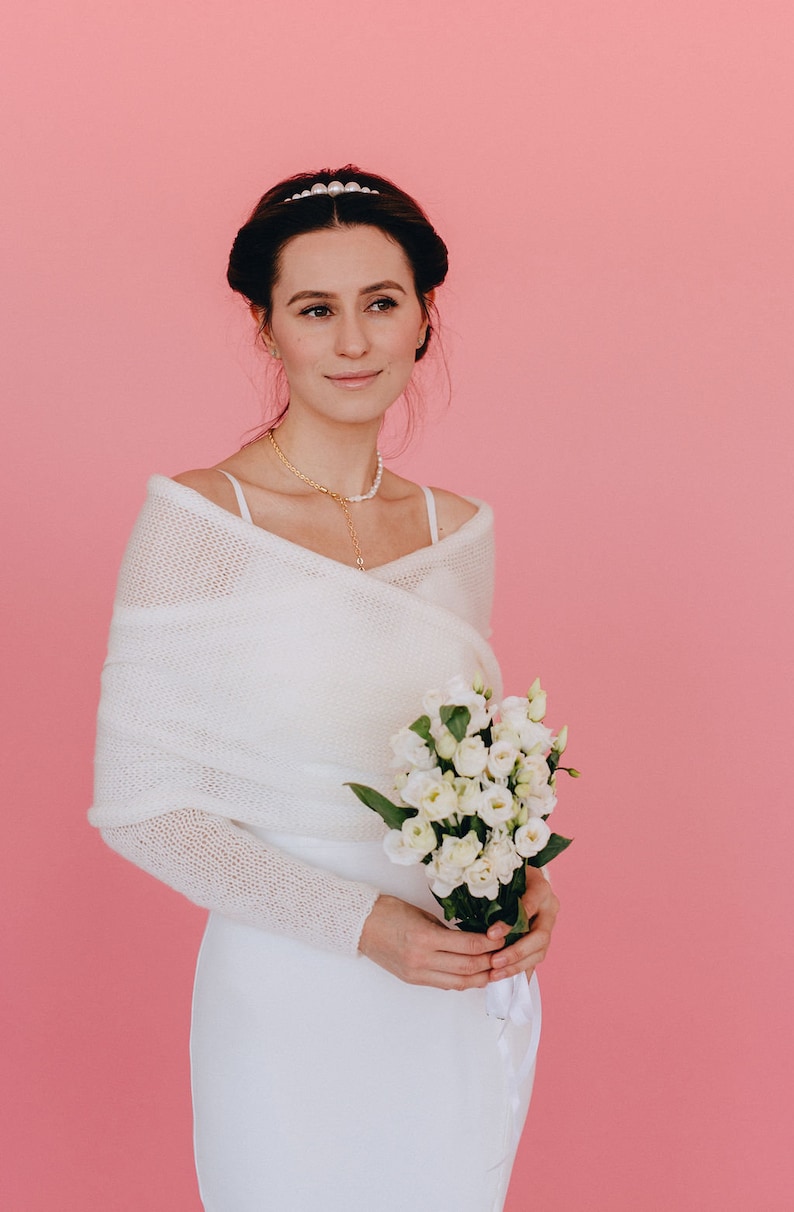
left=486, top=973, right=542, bottom=1168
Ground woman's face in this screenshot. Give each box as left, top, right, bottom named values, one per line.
left=263, top=225, right=428, bottom=427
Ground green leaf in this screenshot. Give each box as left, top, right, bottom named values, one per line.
left=527, top=832, right=573, bottom=866
left=505, top=899, right=530, bottom=945
left=344, top=783, right=414, bottom=830
left=408, top=714, right=432, bottom=742
left=440, top=704, right=471, bottom=743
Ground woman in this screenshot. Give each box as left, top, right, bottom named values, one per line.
left=90, top=167, right=559, bottom=1211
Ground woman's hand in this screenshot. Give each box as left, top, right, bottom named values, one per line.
left=486, top=866, right=560, bottom=984
left=358, top=895, right=505, bottom=990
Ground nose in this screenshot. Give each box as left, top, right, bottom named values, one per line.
left=334, top=311, right=369, bottom=358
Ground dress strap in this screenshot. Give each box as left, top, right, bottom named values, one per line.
left=421, top=485, right=439, bottom=545
left=216, top=469, right=253, bottom=524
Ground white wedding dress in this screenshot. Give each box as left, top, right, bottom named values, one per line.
left=91, top=474, right=540, bottom=1212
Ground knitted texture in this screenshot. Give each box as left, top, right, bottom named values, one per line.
left=91, top=476, right=501, bottom=953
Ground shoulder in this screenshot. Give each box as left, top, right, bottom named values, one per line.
left=427, top=487, right=480, bottom=539
left=172, top=467, right=239, bottom=515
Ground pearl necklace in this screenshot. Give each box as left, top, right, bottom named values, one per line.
left=267, top=429, right=383, bottom=572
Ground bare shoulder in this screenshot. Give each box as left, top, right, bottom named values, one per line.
left=172, top=467, right=238, bottom=514
left=428, top=487, right=480, bottom=539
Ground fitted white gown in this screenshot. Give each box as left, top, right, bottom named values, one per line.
left=92, top=474, right=540, bottom=1212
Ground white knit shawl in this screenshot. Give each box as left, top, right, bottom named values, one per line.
left=90, top=476, right=502, bottom=842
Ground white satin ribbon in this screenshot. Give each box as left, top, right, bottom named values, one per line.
left=486, top=972, right=542, bottom=1168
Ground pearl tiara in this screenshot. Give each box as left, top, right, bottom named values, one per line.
left=285, top=180, right=380, bottom=201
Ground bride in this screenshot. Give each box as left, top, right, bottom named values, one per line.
left=90, top=166, right=559, bottom=1211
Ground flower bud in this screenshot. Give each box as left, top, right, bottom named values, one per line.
left=527, top=677, right=542, bottom=701
left=552, top=725, right=568, bottom=754
left=434, top=730, right=458, bottom=761
left=527, top=691, right=547, bottom=722
left=472, top=672, right=485, bottom=695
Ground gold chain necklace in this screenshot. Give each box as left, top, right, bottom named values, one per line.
left=267, top=429, right=383, bottom=572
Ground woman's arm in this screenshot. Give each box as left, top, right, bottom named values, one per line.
left=100, top=808, right=380, bottom=955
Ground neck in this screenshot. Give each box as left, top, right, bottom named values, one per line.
left=266, top=413, right=382, bottom=499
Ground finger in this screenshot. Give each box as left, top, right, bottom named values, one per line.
left=430, top=925, right=504, bottom=956
left=490, top=928, right=551, bottom=971
left=491, top=963, right=536, bottom=984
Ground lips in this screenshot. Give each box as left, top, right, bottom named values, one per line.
left=326, top=370, right=382, bottom=388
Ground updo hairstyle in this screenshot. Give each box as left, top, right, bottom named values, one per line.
left=227, top=165, right=448, bottom=361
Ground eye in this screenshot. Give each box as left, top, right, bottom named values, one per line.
left=368, top=296, right=398, bottom=312
left=299, top=304, right=332, bottom=318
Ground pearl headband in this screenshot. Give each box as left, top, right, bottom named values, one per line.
left=285, top=180, right=380, bottom=201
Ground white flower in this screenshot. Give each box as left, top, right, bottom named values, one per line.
left=486, top=739, right=519, bottom=780
left=524, top=787, right=557, bottom=817
left=400, top=814, right=438, bottom=857
left=455, top=778, right=483, bottom=816
left=491, top=721, right=522, bottom=748
left=441, top=675, right=492, bottom=735
left=499, top=696, right=531, bottom=729
left=438, top=830, right=481, bottom=869
left=515, top=753, right=552, bottom=794
left=400, top=767, right=443, bottom=809
left=516, top=719, right=555, bottom=754
left=453, top=736, right=489, bottom=778
left=484, top=829, right=524, bottom=883
left=421, top=688, right=446, bottom=719
left=417, top=777, right=459, bottom=822
left=514, top=817, right=552, bottom=858
left=527, top=691, right=547, bottom=722
left=464, top=856, right=500, bottom=900
left=389, top=726, right=436, bottom=771
left=383, top=828, right=426, bottom=865
left=477, top=785, right=515, bottom=828
left=427, top=853, right=466, bottom=897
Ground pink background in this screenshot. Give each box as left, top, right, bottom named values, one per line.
left=3, top=2, right=793, bottom=1208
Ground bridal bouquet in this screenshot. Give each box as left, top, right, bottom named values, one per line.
left=347, top=675, right=578, bottom=945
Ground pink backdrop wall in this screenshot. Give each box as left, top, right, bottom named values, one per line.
left=3, top=2, right=793, bottom=1208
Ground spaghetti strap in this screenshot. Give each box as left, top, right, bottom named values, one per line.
left=217, top=469, right=253, bottom=524
left=420, top=485, right=439, bottom=545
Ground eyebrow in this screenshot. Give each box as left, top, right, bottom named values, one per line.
left=286, top=280, right=408, bottom=307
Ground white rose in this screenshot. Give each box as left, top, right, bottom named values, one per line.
left=491, top=721, right=522, bottom=748
left=400, top=814, right=438, bottom=857
left=486, top=739, right=519, bottom=780
left=421, top=688, right=446, bottom=719
left=464, top=856, right=500, bottom=900
left=418, top=778, right=459, bottom=823
left=514, top=817, right=552, bottom=858
left=427, top=853, right=466, bottom=897
left=441, top=676, right=492, bottom=735
left=484, top=829, right=524, bottom=883
left=499, top=696, right=530, bottom=729
left=515, top=753, right=551, bottom=795
left=517, top=719, right=555, bottom=754
left=389, top=726, right=436, bottom=771
left=453, top=736, right=489, bottom=778
left=400, top=768, right=443, bottom=809
left=383, top=828, right=426, bottom=866
left=477, top=785, right=515, bottom=828
left=524, top=786, right=557, bottom=817
left=438, top=830, right=482, bottom=869
left=455, top=778, right=483, bottom=816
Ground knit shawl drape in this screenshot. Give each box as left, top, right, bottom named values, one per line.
left=90, top=476, right=502, bottom=840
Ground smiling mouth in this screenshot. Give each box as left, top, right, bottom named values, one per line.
left=326, top=370, right=382, bottom=386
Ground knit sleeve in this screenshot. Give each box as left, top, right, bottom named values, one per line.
left=100, top=809, right=380, bottom=955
